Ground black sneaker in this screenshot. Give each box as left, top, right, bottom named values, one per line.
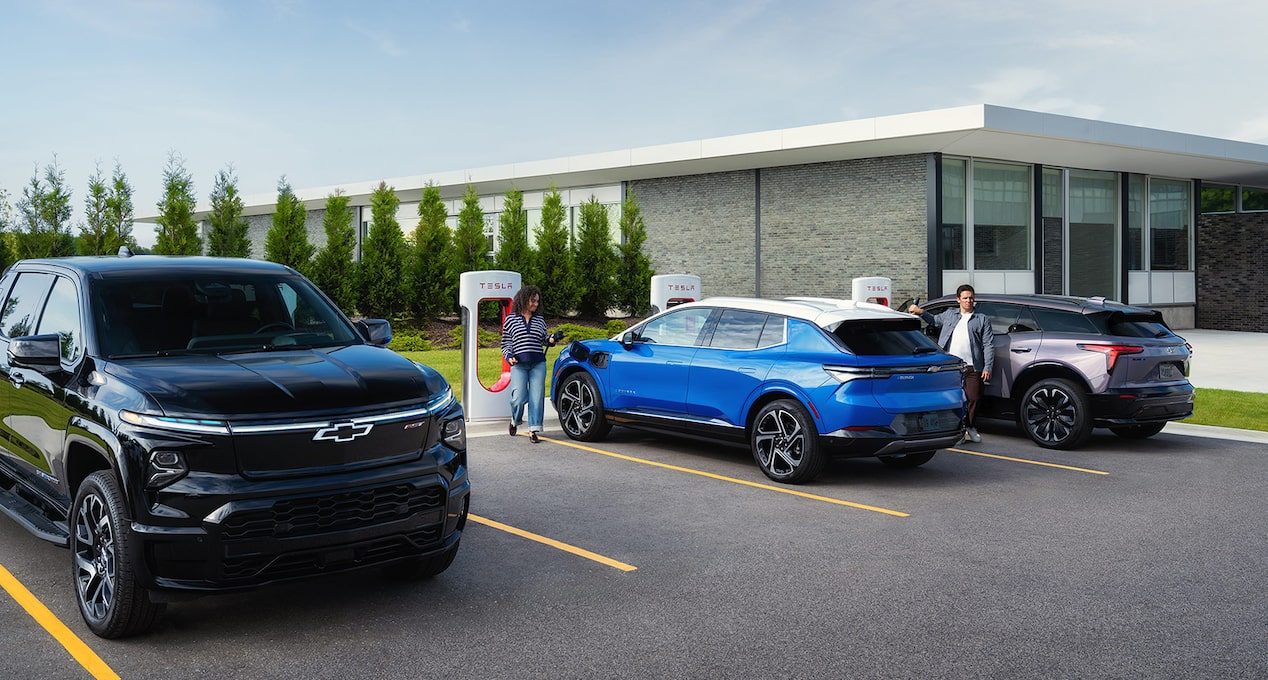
left=509, top=422, right=517, bottom=436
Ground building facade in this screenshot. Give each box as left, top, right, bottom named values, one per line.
left=202, top=105, right=1268, bottom=331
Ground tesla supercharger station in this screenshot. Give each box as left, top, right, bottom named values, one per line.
left=852, top=276, right=892, bottom=307
left=650, top=274, right=701, bottom=314
left=458, top=270, right=521, bottom=422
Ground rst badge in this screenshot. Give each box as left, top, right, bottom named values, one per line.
left=313, top=422, right=373, bottom=442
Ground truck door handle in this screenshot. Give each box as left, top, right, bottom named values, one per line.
left=10, top=373, right=25, bottom=387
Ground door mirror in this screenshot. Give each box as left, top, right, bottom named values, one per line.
left=9, top=334, right=63, bottom=373
left=356, top=319, right=393, bottom=346
left=621, top=331, right=637, bottom=350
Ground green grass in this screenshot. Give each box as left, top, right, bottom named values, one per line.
left=1187, top=388, right=1268, bottom=432
left=402, top=349, right=1268, bottom=433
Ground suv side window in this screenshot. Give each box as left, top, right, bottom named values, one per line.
left=1030, top=307, right=1098, bottom=334
left=36, top=276, right=84, bottom=363
left=708, top=309, right=768, bottom=349
left=639, top=307, right=714, bottom=346
left=0, top=272, right=55, bottom=339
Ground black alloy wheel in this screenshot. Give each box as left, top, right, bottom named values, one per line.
left=71, top=471, right=165, bottom=638
left=1020, top=378, right=1093, bottom=450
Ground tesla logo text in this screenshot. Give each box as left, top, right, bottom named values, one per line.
left=479, top=282, right=513, bottom=290
left=313, top=422, right=374, bottom=442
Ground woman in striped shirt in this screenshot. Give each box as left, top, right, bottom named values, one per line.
left=501, top=285, right=560, bottom=443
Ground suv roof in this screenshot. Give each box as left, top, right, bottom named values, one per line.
left=676, top=296, right=911, bottom=328
left=931, top=292, right=1160, bottom=318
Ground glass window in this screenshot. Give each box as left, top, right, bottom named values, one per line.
left=707, top=309, right=767, bottom=349
left=0, top=272, right=54, bottom=339
left=757, top=317, right=786, bottom=348
left=1042, top=168, right=1064, bottom=219
left=638, top=307, right=714, bottom=347
left=973, top=301, right=1020, bottom=335
left=1068, top=170, right=1119, bottom=298
left=941, top=158, right=967, bottom=270
left=833, top=319, right=941, bottom=356
left=1149, top=178, right=1191, bottom=271
left=1242, top=187, right=1268, bottom=212
left=1030, top=307, right=1098, bottom=334
left=973, top=160, right=1031, bottom=270
left=1200, top=183, right=1236, bottom=213
left=36, top=276, right=84, bottom=363
left=1127, top=174, right=1145, bottom=271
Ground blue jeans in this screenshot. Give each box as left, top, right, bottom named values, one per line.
left=509, top=360, right=547, bottom=432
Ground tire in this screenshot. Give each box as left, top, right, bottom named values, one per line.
left=71, top=471, right=165, bottom=639
left=751, top=399, right=825, bottom=484
left=1109, top=422, right=1166, bottom=439
left=557, top=371, right=611, bottom=442
left=382, top=541, right=460, bottom=580
left=878, top=451, right=937, bottom=469
left=1019, top=378, right=1093, bottom=450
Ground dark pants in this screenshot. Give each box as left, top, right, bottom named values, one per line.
left=963, top=369, right=984, bottom=427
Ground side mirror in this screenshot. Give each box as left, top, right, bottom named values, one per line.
left=357, top=319, right=393, bottom=346
left=621, top=331, right=637, bottom=350
left=9, top=334, right=63, bottom=373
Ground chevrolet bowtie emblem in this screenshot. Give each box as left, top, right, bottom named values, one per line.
left=313, top=422, right=373, bottom=442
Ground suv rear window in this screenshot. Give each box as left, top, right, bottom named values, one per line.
left=1104, top=312, right=1175, bottom=339
left=834, top=319, right=941, bottom=356
left=1030, top=307, right=1099, bottom=334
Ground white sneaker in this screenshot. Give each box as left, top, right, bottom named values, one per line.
left=966, top=427, right=981, bottom=443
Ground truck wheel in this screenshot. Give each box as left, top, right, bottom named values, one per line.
left=751, top=399, right=825, bottom=484
left=557, top=372, right=611, bottom=441
left=1020, top=378, right=1093, bottom=450
left=71, top=471, right=165, bottom=638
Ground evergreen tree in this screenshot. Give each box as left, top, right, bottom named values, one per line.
left=153, top=152, right=201, bottom=255
left=78, top=164, right=112, bottom=255
left=358, top=181, right=407, bottom=319
left=574, top=196, right=618, bottom=318
left=105, top=162, right=136, bottom=251
left=408, top=183, right=455, bottom=320
left=0, top=188, right=14, bottom=270
left=16, top=158, right=75, bottom=258
left=264, top=177, right=314, bottom=272
left=311, top=192, right=358, bottom=313
left=452, top=184, right=489, bottom=275
left=535, top=185, right=578, bottom=314
left=493, top=188, right=531, bottom=277
left=206, top=167, right=251, bottom=258
left=615, top=190, right=655, bottom=316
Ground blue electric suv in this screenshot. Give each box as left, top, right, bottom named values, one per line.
left=550, top=297, right=966, bottom=484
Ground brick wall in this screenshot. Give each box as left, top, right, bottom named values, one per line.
left=630, top=155, right=928, bottom=301
left=1196, top=212, right=1268, bottom=331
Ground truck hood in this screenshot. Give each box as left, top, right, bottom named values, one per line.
left=102, top=345, right=435, bottom=418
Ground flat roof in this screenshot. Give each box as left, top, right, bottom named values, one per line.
left=211, top=104, right=1268, bottom=217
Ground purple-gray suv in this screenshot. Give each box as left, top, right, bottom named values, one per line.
left=917, top=294, right=1194, bottom=449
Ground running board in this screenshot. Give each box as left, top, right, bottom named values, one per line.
left=0, top=485, right=70, bottom=546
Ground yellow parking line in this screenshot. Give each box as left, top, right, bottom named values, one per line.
left=950, top=447, right=1110, bottom=475
left=468, top=513, right=637, bottom=572
left=538, top=435, right=910, bottom=517
left=0, top=564, right=119, bottom=680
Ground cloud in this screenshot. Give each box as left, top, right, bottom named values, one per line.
left=347, top=22, right=406, bottom=57
left=970, top=68, right=1103, bottom=119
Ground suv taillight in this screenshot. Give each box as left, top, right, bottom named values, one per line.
left=1078, top=343, right=1144, bottom=373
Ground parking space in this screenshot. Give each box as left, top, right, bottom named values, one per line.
left=3, top=423, right=1267, bottom=678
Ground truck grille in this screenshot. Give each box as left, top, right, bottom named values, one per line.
left=220, top=483, right=445, bottom=541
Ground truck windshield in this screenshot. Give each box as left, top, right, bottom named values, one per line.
left=92, top=275, right=359, bottom=357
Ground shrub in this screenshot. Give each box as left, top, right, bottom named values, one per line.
left=555, top=323, right=612, bottom=342
left=388, top=333, right=433, bottom=352
left=604, top=319, right=627, bottom=336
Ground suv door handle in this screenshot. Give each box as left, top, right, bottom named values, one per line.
left=1011, top=348, right=1032, bottom=354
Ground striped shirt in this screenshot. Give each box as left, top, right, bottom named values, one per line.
left=501, top=313, right=549, bottom=364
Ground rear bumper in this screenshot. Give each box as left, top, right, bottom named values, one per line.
left=1091, top=383, right=1195, bottom=425
left=819, top=429, right=963, bottom=458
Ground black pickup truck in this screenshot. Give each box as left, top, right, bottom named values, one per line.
left=0, top=254, right=469, bottom=638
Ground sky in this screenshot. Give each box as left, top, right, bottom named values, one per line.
left=3, top=0, right=1268, bottom=248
